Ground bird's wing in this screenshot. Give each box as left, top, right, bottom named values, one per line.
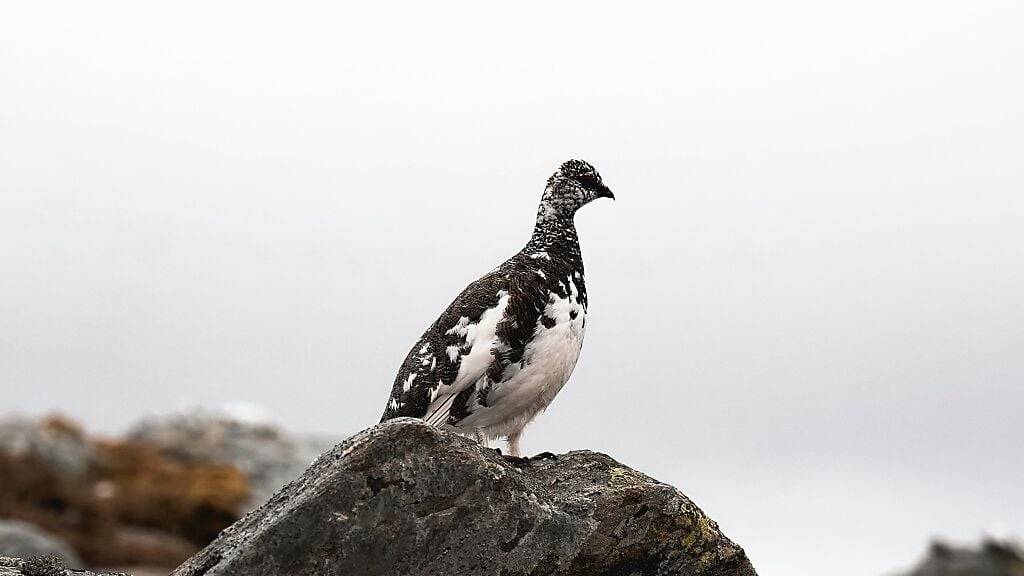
left=415, top=267, right=552, bottom=428
left=380, top=266, right=517, bottom=424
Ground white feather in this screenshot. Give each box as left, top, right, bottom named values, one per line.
left=451, top=279, right=585, bottom=442
left=424, top=291, right=511, bottom=425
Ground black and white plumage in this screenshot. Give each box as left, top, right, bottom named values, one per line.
left=379, top=160, right=614, bottom=457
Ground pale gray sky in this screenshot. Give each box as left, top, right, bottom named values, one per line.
left=2, top=2, right=1022, bottom=575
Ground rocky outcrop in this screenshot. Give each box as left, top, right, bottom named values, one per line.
left=0, top=416, right=247, bottom=568
left=899, top=539, right=1024, bottom=576
left=0, top=416, right=94, bottom=478
left=0, top=521, right=81, bottom=568
left=127, top=407, right=336, bottom=509
left=0, top=556, right=121, bottom=576
left=172, top=418, right=756, bottom=576
left=1, top=409, right=338, bottom=571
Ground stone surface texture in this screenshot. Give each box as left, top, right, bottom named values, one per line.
left=0, top=555, right=121, bottom=576
left=172, top=418, right=756, bottom=576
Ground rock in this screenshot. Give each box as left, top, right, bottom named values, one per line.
left=172, top=418, right=757, bottom=576
left=92, top=440, right=249, bottom=549
left=0, top=556, right=124, bottom=576
left=93, top=567, right=168, bottom=576
left=0, top=432, right=244, bottom=568
left=127, top=407, right=331, bottom=508
left=0, top=521, right=81, bottom=568
left=899, top=539, right=1024, bottom=576
left=0, top=415, right=94, bottom=478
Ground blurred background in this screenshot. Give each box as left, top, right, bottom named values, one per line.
left=1, top=1, right=1022, bottom=575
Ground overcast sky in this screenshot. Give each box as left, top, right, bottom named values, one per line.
left=2, top=2, right=1023, bottom=575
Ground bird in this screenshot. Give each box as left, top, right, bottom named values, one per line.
left=379, top=159, right=614, bottom=457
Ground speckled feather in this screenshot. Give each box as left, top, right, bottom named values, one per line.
left=380, top=160, right=612, bottom=456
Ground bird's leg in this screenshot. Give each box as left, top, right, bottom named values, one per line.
left=506, top=431, right=522, bottom=458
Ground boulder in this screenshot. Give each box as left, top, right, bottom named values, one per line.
left=127, top=407, right=333, bottom=508
left=0, top=521, right=81, bottom=568
left=900, top=539, right=1024, bottom=576
left=0, top=429, right=244, bottom=567
left=172, top=418, right=757, bottom=576
left=0, top=415, right=94, bottom=478
left=0, top=556, right=122, bottom=576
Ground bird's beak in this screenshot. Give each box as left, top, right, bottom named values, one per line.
left=597, top=185, right=615, bottom=200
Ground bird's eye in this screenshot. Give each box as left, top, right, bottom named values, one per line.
left=577, top=174, right=600, bottom=190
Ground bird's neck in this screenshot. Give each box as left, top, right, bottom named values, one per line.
left=528, top=213, right=581, bottom=259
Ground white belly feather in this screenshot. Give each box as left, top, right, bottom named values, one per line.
left=458, top=277, right=586, bottom=438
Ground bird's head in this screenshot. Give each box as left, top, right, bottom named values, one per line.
left=537, top=160, right=614, bottom=222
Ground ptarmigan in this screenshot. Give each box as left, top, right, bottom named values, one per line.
left=379, top=160, right=613, bottom=457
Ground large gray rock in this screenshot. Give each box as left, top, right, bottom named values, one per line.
left=0, top=556, right=122, bottom=576
left=0, top=521, right=81, bottom=569
left=127, top=407, right=336, bottom=508
left=899, top=539, right=1024, bottom=576
left=172, top=418, right=756, bottom=576
left=0, top=416, right=93, bottom=477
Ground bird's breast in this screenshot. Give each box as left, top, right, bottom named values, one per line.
left=529, top=275, right=586, bottom=375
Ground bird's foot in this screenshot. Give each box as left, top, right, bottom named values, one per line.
left=501, top=454, right=531, bottom=466
left=500, top=451, right=557, bottom=466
